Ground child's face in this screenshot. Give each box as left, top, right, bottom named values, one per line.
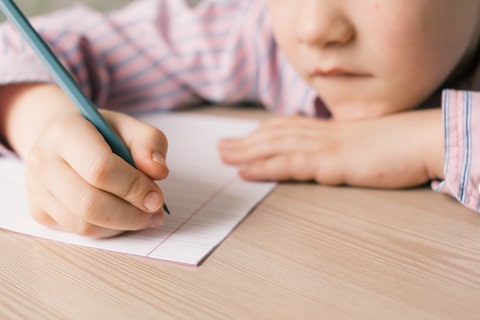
left=266, top=0, right=480, bottom=120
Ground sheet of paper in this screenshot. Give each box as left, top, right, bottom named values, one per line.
left=0, top=113, right=276, bottom=266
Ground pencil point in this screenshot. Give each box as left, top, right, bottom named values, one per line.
left=163, top=203, right=171, bottom=215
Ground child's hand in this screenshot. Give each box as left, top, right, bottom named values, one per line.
left=0, top=83, right=169, bottom=238
left=25, top=110, right=169, bottom=238
left=218, top=109, right=444, bottom=188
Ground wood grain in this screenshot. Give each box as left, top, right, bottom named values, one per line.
left=1, top=108, right=480, bottom=319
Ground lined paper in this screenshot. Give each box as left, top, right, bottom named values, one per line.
left=0, top=113, right=276, bottom=266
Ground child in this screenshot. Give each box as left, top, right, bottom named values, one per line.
left=0, top=0, right=478, bottom=238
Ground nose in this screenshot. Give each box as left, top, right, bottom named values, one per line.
left=295, top=1, right=355, bottom=48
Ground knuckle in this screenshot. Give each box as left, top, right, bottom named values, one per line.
left=288, top=153, right=307, bottom=168
left=287, top=153, right=311, bottom=180
left=314, top=165, right=341, bottom=186
left=49, top=118, right=75, bottom=138
left=126, top=207, right=151, bottom=230
left=26, top=147, right=44, bottom=173
left=75, top=190, right=101, bottom=221
left=74, top=222, right=97, bottom=237
left=132, top=213, right=149, bottom=230
left=85, top=156, right=112, bottom=186
left=29, top=206, right=54, bottom=226
left=47, top=120, right=65, bottom=137
left=25, top=172, right=37, bottom=196
left=121, top=174, right=144, bottom=200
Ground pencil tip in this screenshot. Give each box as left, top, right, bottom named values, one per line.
left=163, top=203, right=171, bottom=215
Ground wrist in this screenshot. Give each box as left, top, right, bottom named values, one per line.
left=419, top=108, right=445, bottom=180
left=0, top=83, right=78, bottom=158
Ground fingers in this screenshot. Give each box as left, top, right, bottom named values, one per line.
left=218, top=115, right=346, bottom=184
left=25, top=113, right=167, bottom=237
left=237, top=152, right=318, bottom=181
left=219, top=120, right=322, bottom=164
left=29, top=192, right=125, bottom=238
left=27, top=155, right=164, bottom=236
left=236, top=152, right=343, bottom=185
left=55, top=114, right=167, bottom=214
left=66, top=159, right=165, bottom=227
left=104, top=110, right=169, bottom=181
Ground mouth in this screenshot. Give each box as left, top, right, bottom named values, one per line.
left=310, top=67, right=370, bottom=78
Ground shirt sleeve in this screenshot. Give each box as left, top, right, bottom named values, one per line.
left=0, top=5, right=112, bottom=107
left=0, top=0, right=315, bottom=156
left=0, top=0, right=313, bottom=111
left=0, top=0, right=255, bottom=156
left=0, top=1, right=258, bottom=111
left=432, top=89, right=480, bottom=212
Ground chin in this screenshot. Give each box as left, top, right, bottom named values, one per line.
left=329, top=103, right=400, bottom=121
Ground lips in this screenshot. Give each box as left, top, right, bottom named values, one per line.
left=310, top=67, right=370, bottom=77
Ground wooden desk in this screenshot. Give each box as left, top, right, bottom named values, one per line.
left=1, top=108, right=480, bottom=320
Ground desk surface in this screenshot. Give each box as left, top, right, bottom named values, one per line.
left=1, top=108, right=480, bottom=320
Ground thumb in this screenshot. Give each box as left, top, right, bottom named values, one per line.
left=102, top=110, right=169, bottom=180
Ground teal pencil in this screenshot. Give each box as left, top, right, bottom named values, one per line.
left=0, top=0, right=171, bottom=214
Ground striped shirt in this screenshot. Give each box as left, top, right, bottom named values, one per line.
left=0, top=0, right=479, bottom=213
left=0, top=0, right=316, bottom=115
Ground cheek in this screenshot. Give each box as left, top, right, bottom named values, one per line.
left=363, top=27, right=455, bottom=112
left=266, top=3, right=304, bottom=70
left=369, top=6, right=475, bottom=105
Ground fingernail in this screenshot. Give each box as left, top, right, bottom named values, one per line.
left=152, top=152, right=166, bottom=166
left=148, top=213, right=164, bottom=228
left=143, top=191, right=162, bottom=212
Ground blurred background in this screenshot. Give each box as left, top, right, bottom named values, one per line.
left=1, top=1, right=201, bottom=18
left=2, top=0, right=131, bottom=17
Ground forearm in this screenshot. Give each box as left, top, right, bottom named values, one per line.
left=418, top=108, right=444, bottom=181
left=219, top=107, right=446, bottom=189
left=0, top=83, right=77, bottom=159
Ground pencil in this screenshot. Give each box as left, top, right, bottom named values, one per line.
left=0, top=0, right=171, bottom=214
